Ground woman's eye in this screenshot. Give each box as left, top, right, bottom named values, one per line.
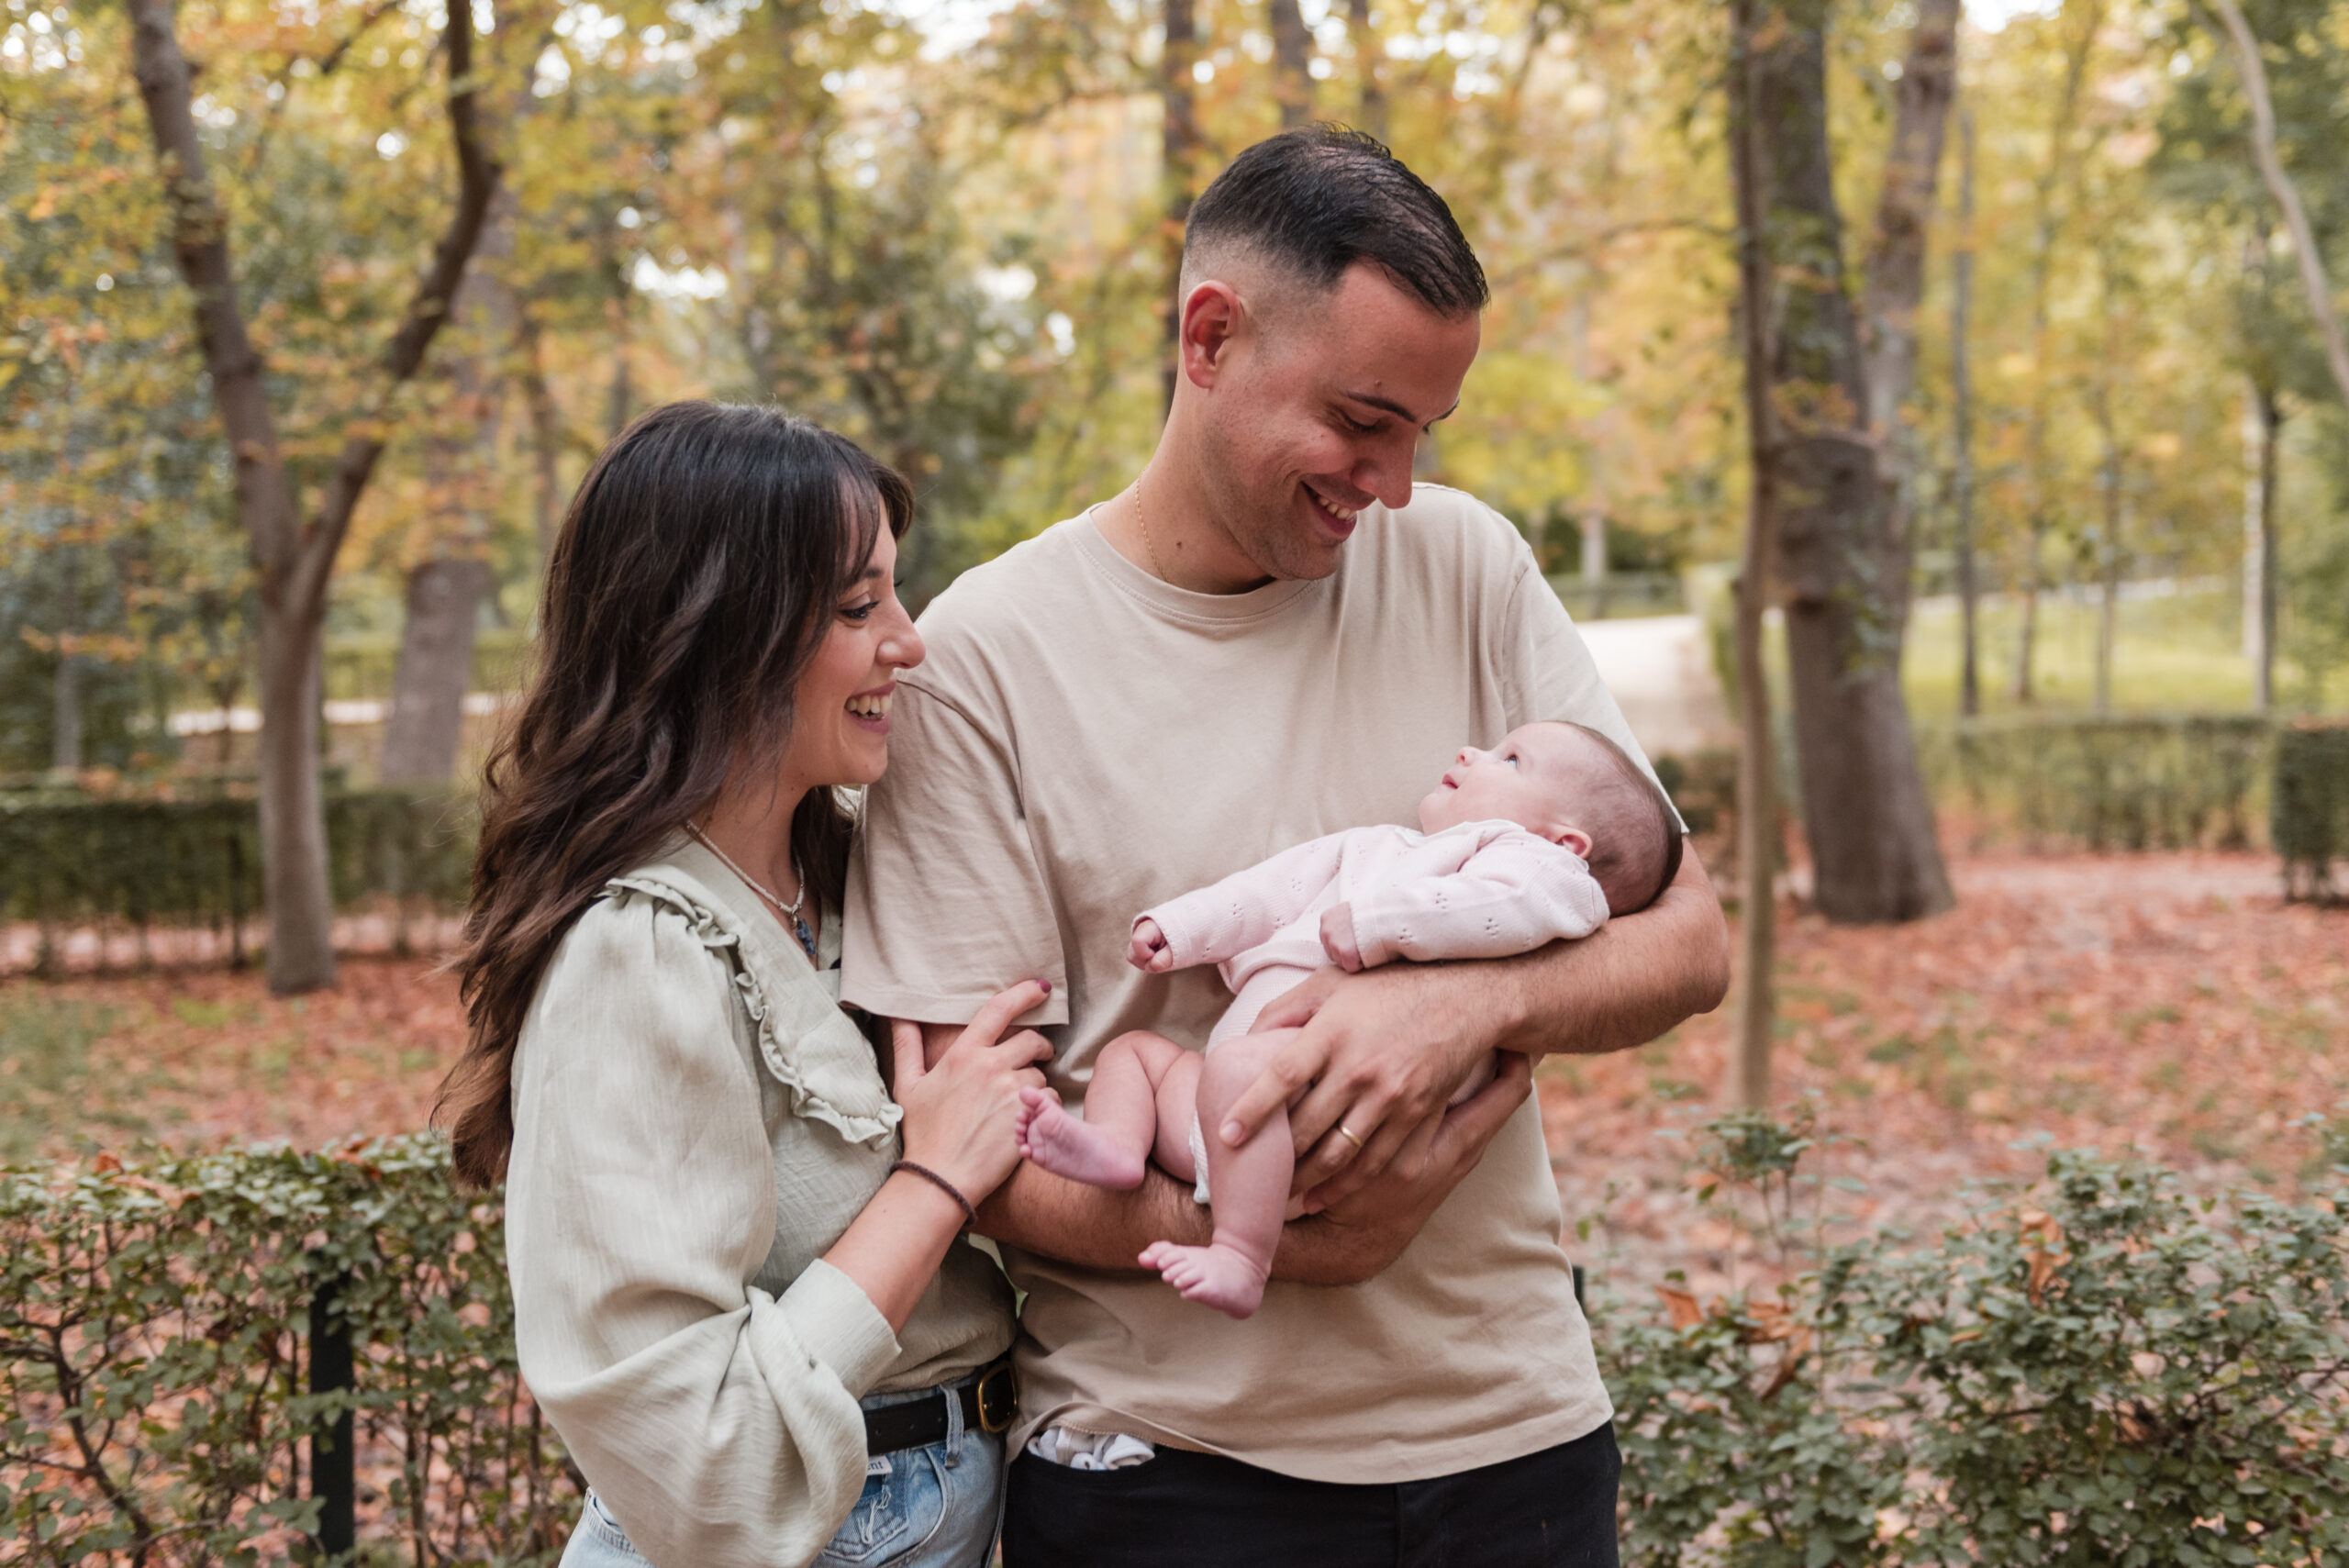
left=841, top=600, right=879, bottom=622
left=1340, top=412, right=1377, bottom=435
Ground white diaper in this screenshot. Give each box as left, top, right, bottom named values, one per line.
left=1186, top=1113, right=1211, bottom=1206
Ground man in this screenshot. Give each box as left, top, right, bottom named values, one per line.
left=843, top=127, right=1730, bottom=1566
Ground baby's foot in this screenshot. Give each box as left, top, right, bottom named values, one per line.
left=1138, top=1240, right=1270, bottom=1320
left=1016, top=1087, right=1146, bottom=1190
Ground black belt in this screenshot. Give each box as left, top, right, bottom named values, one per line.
left=863, top=1361, right=1017, bottom=1456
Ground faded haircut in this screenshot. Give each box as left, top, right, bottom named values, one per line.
left=1551, top=722, right=1684, bottom=917
left=1180, top=125, right=1488, bottom=317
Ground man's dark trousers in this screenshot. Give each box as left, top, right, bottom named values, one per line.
left=1000, top=1421, right=1621, bottom=1567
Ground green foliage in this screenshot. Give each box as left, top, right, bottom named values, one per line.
left=2274, top=722, right=2349, bottom=901
left=0, top=788, right=474, bottom=941
left=0, top=1136, right=575, bottom=1565
left=1602, top=1115, right=2349, bottom=1567
left=1917, top=714, right=2273, bottom=851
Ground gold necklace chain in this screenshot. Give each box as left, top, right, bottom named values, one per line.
left=1134, top=476, right=1172, bottom=584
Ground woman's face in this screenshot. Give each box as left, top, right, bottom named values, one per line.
left=785, top=522, right=923, bottom=791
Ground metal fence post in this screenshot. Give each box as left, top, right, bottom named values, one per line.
left=308, top=1262, right=356, bottom=1556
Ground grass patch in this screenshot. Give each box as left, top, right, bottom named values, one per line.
left=0, top=993, right=128, bottom=1162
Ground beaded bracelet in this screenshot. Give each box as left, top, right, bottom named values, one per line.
left=892, top=1160, right=978, bottom=1231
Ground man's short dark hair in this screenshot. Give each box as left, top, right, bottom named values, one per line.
left=1183, top=125, right=1488, bottom=317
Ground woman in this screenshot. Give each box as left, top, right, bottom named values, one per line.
left=437, top=402, right=1048, bottom=1568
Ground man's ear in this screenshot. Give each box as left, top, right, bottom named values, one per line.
left=1179, top=280, right=1245, bottom=389
left=1554, top=825, right=1594, bottom=860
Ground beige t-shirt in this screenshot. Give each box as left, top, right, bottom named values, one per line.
left=841, top=485, right=1675, bottom=1485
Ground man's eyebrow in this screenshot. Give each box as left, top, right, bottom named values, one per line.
left=1341, top=389, right=1460, bottom=428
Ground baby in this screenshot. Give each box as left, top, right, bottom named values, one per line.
left=1014, top=720, right=1682, bottom=1318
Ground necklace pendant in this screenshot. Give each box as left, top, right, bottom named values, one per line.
left=794, top=915, right=818, bottom=959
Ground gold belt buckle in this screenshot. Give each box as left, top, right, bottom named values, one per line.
left=974, top=1362, right=1018, bottom=1435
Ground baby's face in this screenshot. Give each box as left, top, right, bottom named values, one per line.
left=1417, top=723, right=1588, bottom=846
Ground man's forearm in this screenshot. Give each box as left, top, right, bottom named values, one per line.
left=974, top=1156, right=1389, bottom=1285
left=1485, top=844, right=1730, bottom=1061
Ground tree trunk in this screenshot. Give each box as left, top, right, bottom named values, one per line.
left=1161, top=0, right=1203, bottom=414
left=1753, top=0, right=1954, bottom=927
left=1951, top=108, right=1981, bottom=717
left=381, top=559, right=492, bottom=785
left=2207, top=0, right=2349, bottom=408
left=1728, top=0, right=1780, bottom=1107
left=1348, top=0, right=1385, bottom=140
left=1579, top=507, right=1607, bottom=617
left=129, top=0, right=501, bottom=992
left=2243, top=376, right=2280, bottom=708
left=2092, top=403, right=2123, bottom=715
left=1271, top=0, right=1313, bottom=128
left=50, top=649, right=83, bottom=775
left=2011, top=2, right=2101, bottom=708
left=1859, top=0, right=1960, bottom=442
left=2091, top=239, right=2126, bottom=716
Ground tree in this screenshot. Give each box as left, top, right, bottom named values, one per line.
left=1725, top=0, right=1780, bottom=1106
left=1270, top=0, right=1312, bottom=128
left=1948, top=104, right=1981, bottom=717
left=128, top=0, right=500, bottom=990
left=1745, top=0, right=1953, bottom=927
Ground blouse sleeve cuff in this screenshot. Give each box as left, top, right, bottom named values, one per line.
left=779, top=1258, right=900, bottom=1398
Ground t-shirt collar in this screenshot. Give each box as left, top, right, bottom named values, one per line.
left=1073, top=505, right=1322, bottom=624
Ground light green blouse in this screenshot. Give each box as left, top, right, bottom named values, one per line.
left=505, top=836, right=1014, bottom=1568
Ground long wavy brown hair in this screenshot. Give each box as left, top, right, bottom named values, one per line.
left=437, top=402, right=911, bottom=1188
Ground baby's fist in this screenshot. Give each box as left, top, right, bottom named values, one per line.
left=1130, top=918, right=1174, bottom=973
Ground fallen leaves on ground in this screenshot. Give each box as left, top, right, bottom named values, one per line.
left=1545, top=849, right=2348, bottom=1300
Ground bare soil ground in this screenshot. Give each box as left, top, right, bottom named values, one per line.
left=5, top=849, right=2343, bottom=1299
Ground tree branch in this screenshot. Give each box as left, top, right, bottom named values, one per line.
left=293, top=0, right=505, bottom=616
left=127, top=0, right=305, bottom=583
left=2201, top=0, right=2349, bottom=409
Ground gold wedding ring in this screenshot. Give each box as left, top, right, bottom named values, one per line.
left=1335, top=1123, right=1366, bottom=1152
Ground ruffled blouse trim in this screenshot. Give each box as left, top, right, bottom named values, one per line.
left=606, top=871, right=903, bottom=1151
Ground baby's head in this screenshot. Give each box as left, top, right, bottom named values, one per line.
left=1418, top=721, right=1682, bottom=916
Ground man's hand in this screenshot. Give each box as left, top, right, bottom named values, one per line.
left=1220, top=960, right=1516, bottom=1208
left=1277, top=1051, right=1531, bottom=1282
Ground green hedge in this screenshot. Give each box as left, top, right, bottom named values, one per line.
left=0, top=790, right=475, bottom=939
left=2275, top=724, right=2349, bottom=903
left=6, top=1129, right=2342, bottom=1564
left=1915, top=714, right=2272, bottom=851
left=0, top=1137, right=572, bottom=1566
left=1609, top=1113, right=2349, bottom=1566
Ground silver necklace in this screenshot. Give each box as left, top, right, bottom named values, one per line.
left=686, top=822, right=818, bottom=959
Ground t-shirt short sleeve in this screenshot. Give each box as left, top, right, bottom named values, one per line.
left=1497, top=549, right=1688, bottom=836
left=841, top=679, right=1070, bottom=1027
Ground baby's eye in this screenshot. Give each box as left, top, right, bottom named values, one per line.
left=1505, top=753, right=1520, bottom=767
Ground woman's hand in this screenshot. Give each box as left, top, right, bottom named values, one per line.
left=890, top=981, right=1054, bottom=1206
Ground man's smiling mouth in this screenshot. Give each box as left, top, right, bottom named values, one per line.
left=1306, top=486, right=1361, bottom=525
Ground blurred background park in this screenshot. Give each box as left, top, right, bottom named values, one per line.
left=4, top=0, right=2349, bottom=1558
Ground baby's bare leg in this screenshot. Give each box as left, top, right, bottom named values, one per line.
left=1139, top=1029, right=1289, bottom=1320
left=1018, top=1029, right=1191, bottom=1191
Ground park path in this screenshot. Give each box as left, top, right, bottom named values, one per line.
left=1575, top=614, right=1735, bottom=756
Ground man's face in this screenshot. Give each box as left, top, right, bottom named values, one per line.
left=1197, top=261, right=1480, bottom=583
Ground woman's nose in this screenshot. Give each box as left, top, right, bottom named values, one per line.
left=883, top=608, right=924, bottom=672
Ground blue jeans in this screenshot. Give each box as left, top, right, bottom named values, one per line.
left=560, top=1373, right=1008, bottom=1568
